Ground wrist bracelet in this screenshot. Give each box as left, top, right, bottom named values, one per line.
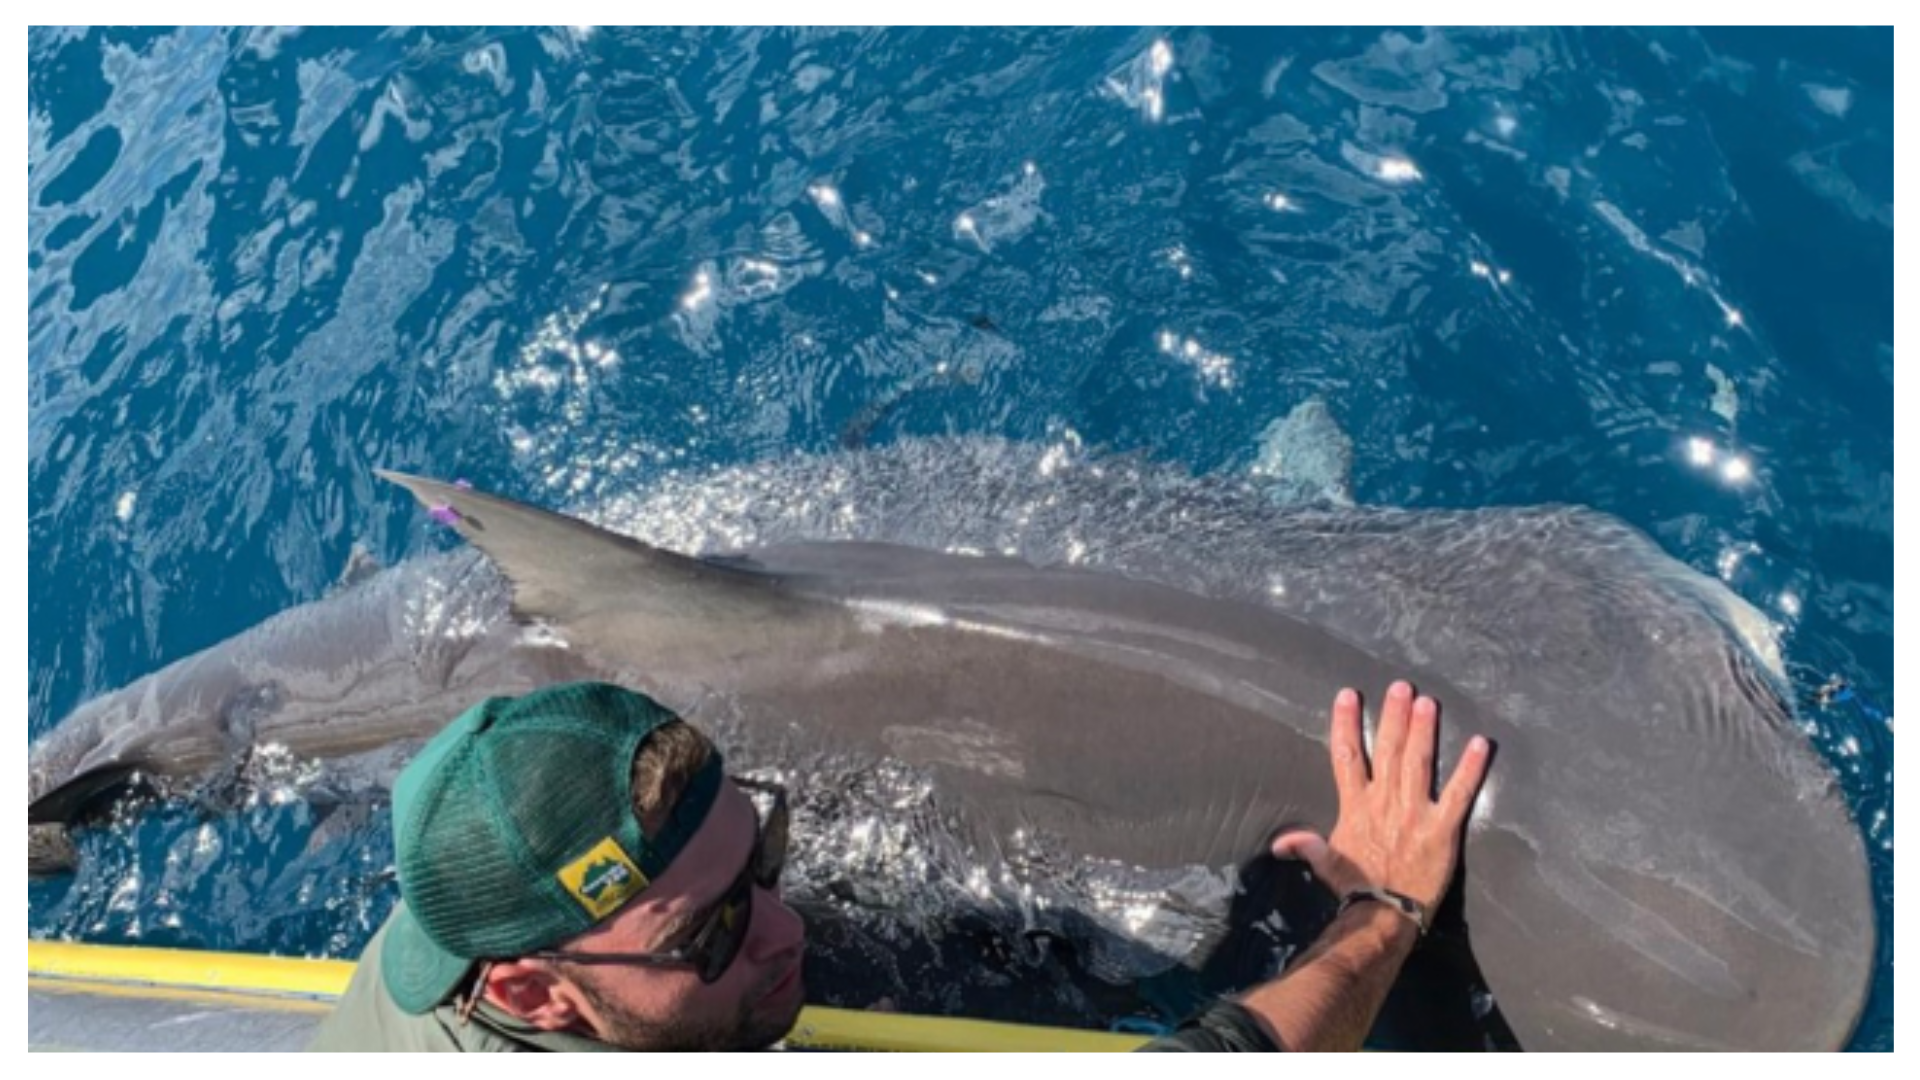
left=1337, top=887, right=1430, bottom=936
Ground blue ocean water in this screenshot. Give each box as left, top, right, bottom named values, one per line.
left=27, top=27, right=1892, bottom=1049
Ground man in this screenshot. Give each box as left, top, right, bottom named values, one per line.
left=310, top=679, right=1489, bottom=1052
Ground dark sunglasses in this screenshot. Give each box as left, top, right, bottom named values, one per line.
left=527, top=777, right=789, bottom=985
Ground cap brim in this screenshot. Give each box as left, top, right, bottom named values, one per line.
left=381, top=902, right=477, bottom=1015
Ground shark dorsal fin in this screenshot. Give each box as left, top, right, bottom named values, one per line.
left=377, top=470, right=799, bottom=626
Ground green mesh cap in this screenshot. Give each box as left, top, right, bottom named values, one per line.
left=380, top=682, right=724, bottom=1014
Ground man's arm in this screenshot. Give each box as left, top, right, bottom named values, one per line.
left=1136, top=903, right=1415, bottom=1053
left=1234, top=901, right=1417, bottom=1052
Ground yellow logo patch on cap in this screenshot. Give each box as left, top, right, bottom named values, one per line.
left=558, top=838, right=649, bottom=919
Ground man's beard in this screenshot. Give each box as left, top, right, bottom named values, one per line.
left=577, top=966, right=802, bottom=1052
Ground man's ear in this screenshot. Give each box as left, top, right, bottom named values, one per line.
left=482, top=960, right=584, bottom=1032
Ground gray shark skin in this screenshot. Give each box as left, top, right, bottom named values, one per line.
left=27, top=440, right=1872, bottom=1051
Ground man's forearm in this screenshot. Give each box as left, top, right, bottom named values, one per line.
left=1236, top=902, right=1420, bottom=1052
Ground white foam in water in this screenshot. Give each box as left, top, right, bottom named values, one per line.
left=1707, top=364, right=1740, bottom=424
left=1104, top=38, right=1174, bottom=123
left=1157, top=330, right=1235, bottom=390
left=951, top=166, right=1046, bottom=253
left=1804, top=83, right=1853, bottom=118
left=1717, top=546, right=1744, bottom=580
left=806, top=181, right=850, bottom=234
left=681, top=267, right=714, bottom=311
left=1376, top=156, right=1422, bottom=182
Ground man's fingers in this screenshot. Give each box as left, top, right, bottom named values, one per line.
left=1271, top=830, right=1328, bottom=864
left=1371, top=681, right=1414, bottom=783
left=1271, top=830, right=1358, bottom=895
left=1329, top=687, right=1368, bottom=801
left=1439, top=735, right=1494, bottom=825
left=1402, top=694, right=1440, bottom=807
left=1271, top=831, right=1334, bottom=886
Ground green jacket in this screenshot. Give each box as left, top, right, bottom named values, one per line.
left=307, top=917, right=612, bottom=1053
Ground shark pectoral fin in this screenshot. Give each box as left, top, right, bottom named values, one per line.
left=28, top=763, right=145, bottom=826
left=375, top=470, right=801, bottom=626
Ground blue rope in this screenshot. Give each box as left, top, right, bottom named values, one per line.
left=1818, top=679, right=1891, bottom=727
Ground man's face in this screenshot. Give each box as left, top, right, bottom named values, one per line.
left=539, top=781, right=808, bottom=1051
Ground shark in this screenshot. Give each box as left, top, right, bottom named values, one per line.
left=27, top=439, right=1873, bottom=1050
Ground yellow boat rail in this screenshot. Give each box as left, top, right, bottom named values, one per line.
left=28, top=940, right=1150, bottom=1052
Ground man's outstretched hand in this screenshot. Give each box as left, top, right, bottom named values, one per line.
left=1272, top=682, right=1491, bottom=917
left=1140, top=682, right=1494, bottom=1052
